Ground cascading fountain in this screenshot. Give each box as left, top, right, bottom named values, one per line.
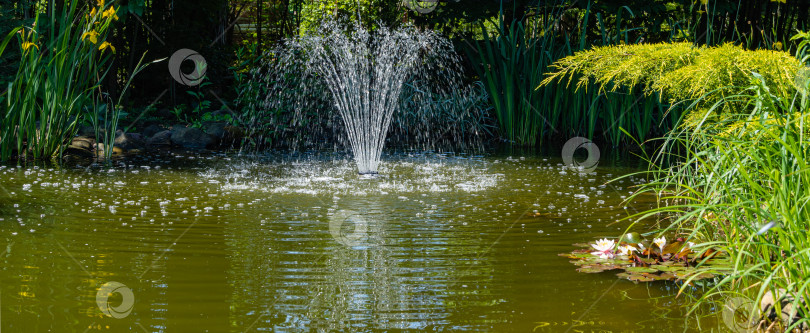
left=249, top=21, right=459, bottom=175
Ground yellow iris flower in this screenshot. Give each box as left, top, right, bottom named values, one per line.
left=102, top=7, right=118, bottom=20
left=99, top=41, right=115, bottom=53
left=21, top=42, right=38, bottom=51
left=97, top=0, right=104, bottom=7
left=82, top=30, right=99, bottom=44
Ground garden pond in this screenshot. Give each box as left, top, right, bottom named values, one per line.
left=0, top=150, right=731, bottom=332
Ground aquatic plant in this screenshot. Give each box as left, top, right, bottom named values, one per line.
left=590, top=238, right=615, bottom=259
left=469, top=17, right=548, bottom=146
left=469, top=2, right=683, bottom=147
left=0, top=0, right=121, bottom=161
left=390, top=80, right=494, bottom=149
left=653, top=237, right=666, bottom=254
left=562, top=235, right=730, bottom=283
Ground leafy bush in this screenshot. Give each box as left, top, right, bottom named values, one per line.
left=542, top=42, right=803, bottom=130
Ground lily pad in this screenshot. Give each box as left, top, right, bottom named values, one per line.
left=640, top=273, right=672, bottom=281
left=619, top=232, right=643, bottom=244
left=651, top=264, right=687, bottom=272
left=633, top=256, right=657, bottom=265
left=577, top=266, right=608, bottom=273
left=625, top=266, right=658, bottom=274
left=563, top=237, right=734, bottom=283
left=625, top=273, right=655, bottom=282
left=652, top=260, right=675, bottom=266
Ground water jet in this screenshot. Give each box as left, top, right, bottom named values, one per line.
left=254, top=21, right=460, bottom=175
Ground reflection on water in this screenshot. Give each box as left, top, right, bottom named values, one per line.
left=0, top=152, right=726, bottom=332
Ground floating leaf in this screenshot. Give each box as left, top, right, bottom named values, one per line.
left=570, top=259, right=593, bottom=266
left=619, top=232, right=643, bottom=244
left=626, top=273, right=655, bottom=282
left=626, top=266, right=658, bottom=273
left=641, top=273, right=671, bottom=281
left=632, top=255, right=657, bottom=265
left=651, top=264, right=687, bottom=272
left=577, top=266, right=608, bottom=273
left=662, top=242, right=684, bottom=254
left=563, top=239, right=732, bottom=283
left=653, top=260, right=675, bottom=266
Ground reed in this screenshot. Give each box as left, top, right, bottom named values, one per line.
left=469, top=2, right=677, bottom=147
left=0, top=0, right=119, bottom=161
left=469, top=17, right=546, bottom=146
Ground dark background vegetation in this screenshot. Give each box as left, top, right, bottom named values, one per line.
left=1, top=0, right=809, bottom=151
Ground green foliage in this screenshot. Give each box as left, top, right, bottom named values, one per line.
left=0, top=0, right=27, bottom=87
left=627, top=67, right=810, bottom=331
left=469, top=18, right=550, bottom=146
left=186, top=81, right=213, bottom=118
left=468, top=2, right=676, bottom=147
left=299, top=0, right=402, bottom=32
left=0, top=0, right=120, bottom=161
left=792, top=30, right=810, bottom=64
left=234, top=44, right=332, bottom=148
left=543, top=42, right=803, bottom=130
left=391, top=81, right=494, bottom=149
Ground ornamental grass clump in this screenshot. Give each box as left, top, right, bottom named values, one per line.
left=625, top=72, right=810, bottom=330
left=0, top=0, right=120, bottom=161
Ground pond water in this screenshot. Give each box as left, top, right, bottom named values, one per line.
left=0, top=151, right=728, bottom=332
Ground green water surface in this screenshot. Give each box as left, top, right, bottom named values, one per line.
left=0, top=151, right=729, bottom=332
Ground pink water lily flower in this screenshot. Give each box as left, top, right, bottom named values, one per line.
left=590, top=238, right=616, bottom=259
